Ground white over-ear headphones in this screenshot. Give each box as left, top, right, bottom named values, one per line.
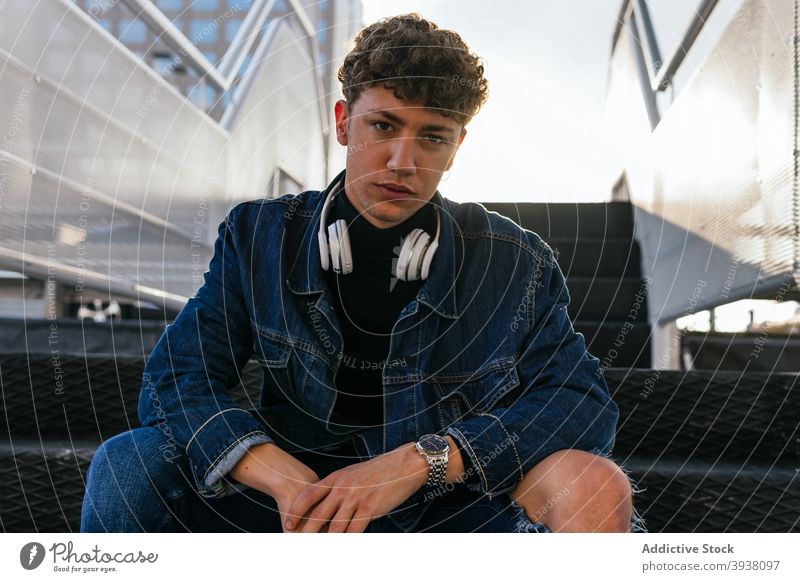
left=318, top=178, right=441, bottom=281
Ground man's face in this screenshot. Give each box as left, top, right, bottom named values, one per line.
left=334, top=86, right=467, bottom=229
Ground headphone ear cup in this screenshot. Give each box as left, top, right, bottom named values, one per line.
left=328, top=221, right=342, bottom=273
left=327, top=219, right=352, bottom=274
left=419, top=239, right=438, bottom=280
left=318, top=231, right=330, bottom=271
left=394, top=229, right=424, bottom=281
left=405, top=231, right=432, bottom=281
left=337, top=221, right=353, bottom=274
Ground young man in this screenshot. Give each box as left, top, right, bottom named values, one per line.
left=81, top=13, right=633, bottom=533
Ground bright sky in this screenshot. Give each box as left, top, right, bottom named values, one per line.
left=360, top=0, right=623, bottom=203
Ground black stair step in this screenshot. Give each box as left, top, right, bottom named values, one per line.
left=0, top=354, right=142, bottom=441
left=576, top=322, right=652, bottom=368
left=546, top=237, right=642, bottom=278
left=0, top=353, right=262, bottom=439
left=0, top=440, right=96, bottom=532
left=566, top=276, right=649, bottom=322
left=606, top=368, right=800, bottom=463
left=684, top=332, right=800, bottom=373
left=2, top=360, right=797, bottom=532
left=5, top=445, right=796, bottom=533
left=482, top=202, right=634, bottom=239
left=0, top=318, right=166, bottom=356
left=622, top=456, right=800, bottom=532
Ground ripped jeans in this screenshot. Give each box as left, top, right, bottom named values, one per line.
left=80, top=427, right=548, bottom=533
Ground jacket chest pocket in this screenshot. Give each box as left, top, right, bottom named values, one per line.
left=252, top=323, right=338, bottom=419
left=252, top=330, right=294, bottom=407
left=431, top=357, right=520, bottom=424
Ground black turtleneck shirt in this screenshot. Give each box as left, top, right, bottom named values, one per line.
left=324, top=189, right=436, bottom=428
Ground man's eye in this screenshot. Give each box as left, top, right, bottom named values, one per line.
left=424, top=135, right=447, bottom=144
left=372, top=121, right=392, bottom=131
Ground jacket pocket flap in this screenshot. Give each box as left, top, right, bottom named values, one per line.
left=432, top=356, right=520, bottom=412
left=251, top=325, right=292, bottom=368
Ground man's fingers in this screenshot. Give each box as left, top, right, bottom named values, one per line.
left=285, top=483, right=330, bottom=531
left=284, top=516, right=307, bottom=534
left=346, top=511, right=372, bottom=533
left=327, top=504, right=357, bottom=533
left=299, top=495, right=340, bottom=533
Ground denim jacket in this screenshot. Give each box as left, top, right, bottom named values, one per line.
left=138, top=169, right=619, bottom=531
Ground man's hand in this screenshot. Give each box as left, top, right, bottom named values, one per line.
left=229, top=442, right=320, bottom=532
left=285, top=442, right=429, bottom=533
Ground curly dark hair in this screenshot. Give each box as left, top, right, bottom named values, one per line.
left=337, top=13, right=489, bottom=125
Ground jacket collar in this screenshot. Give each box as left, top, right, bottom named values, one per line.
left=286, top=169, right=459, bottom=319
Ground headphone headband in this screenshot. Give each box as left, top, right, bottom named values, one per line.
left=317, top=176, right=440, bottom=281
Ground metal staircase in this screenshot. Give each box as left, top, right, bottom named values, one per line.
left=1, top=203, right=797, bottom=532
left=484, top=201, right=651, bottom=369
left=3, top=354, right=798, bottom=531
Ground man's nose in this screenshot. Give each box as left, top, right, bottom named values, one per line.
left=386, top=136, right=417, bottom=174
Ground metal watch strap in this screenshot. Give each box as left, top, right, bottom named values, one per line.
left=426, top=453, right=447, bottom=488
left=416, top=434, right=449, bottom=489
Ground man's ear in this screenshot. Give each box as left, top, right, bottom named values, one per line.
left=334, top=99, right=349, bottom=146
left=445, top=127, right=468, bottom=171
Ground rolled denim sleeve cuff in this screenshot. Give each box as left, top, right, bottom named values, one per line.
left=186, top=408, right=273, bottom=498
left=447, top=412, right=525, bottom=499
left=203, top=433, right=273, bottom=493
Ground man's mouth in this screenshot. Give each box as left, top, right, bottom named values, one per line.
left=377, top=183, right=414, bottom=199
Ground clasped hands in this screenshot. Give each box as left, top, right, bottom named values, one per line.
left=230, top=441, right=430, bottom=533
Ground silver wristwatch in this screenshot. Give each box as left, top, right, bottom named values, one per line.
left=415, top=434, right=450, bottom=488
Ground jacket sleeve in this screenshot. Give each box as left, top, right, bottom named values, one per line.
left=446, top=242, right=619, bottom=498
left=138, top=206, right=272, bottom=498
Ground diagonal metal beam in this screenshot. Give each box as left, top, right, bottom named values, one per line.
left=119, top=0, right=229, bottom=92
left=218, top=0, right=276, bottom=87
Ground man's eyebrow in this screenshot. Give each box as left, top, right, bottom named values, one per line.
left=365, top=108, right=457, bottom=134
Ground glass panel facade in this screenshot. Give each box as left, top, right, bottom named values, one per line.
left=192, top=0, right=220, bottom=10
left=153, top=53, right=180, bottom=75
left=226, top=19, right=244, bottom=43
left=190, top=19, right=218, bottom=43
left=155, top=0, right=184, bottom=10
left=118, top=19, right=148, bottom=44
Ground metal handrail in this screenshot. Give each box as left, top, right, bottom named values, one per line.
left=652, top=0, right=719, bottom=91
left=612, top=0, right=720, bottom=92
left=217, top=0, right=276, bottom=87
left=628, top=11, right=662, bottom=129
left=219, top=22, right=281, bottom=131
left=119, top=0, right=229, bottom=92
left=116, top=0, right=330, bottom=159
left=286, top=0, right=330, bottom=146
left=633, top=0, right=664, bottom=89
left=118, top=0, right=327, bottom=135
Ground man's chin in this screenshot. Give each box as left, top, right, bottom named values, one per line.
left=364, top=207, right=414, bottom=229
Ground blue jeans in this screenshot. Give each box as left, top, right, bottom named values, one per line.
left=80, top=427, right=549, bottom=533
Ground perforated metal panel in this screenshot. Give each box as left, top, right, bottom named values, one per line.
left=608, top=367, right=800, bottom=532
left=0, top=442, right=94, bottom=533
left=0, top=0, right=328, bottom=311
left=608, top=369, right=800, bottom=462
left=0, top=353, right=262, bottom=441
left=625, top=457, right=800, bottom=532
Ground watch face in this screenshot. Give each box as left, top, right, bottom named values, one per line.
left=419, top=434, right=448, bottom=454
